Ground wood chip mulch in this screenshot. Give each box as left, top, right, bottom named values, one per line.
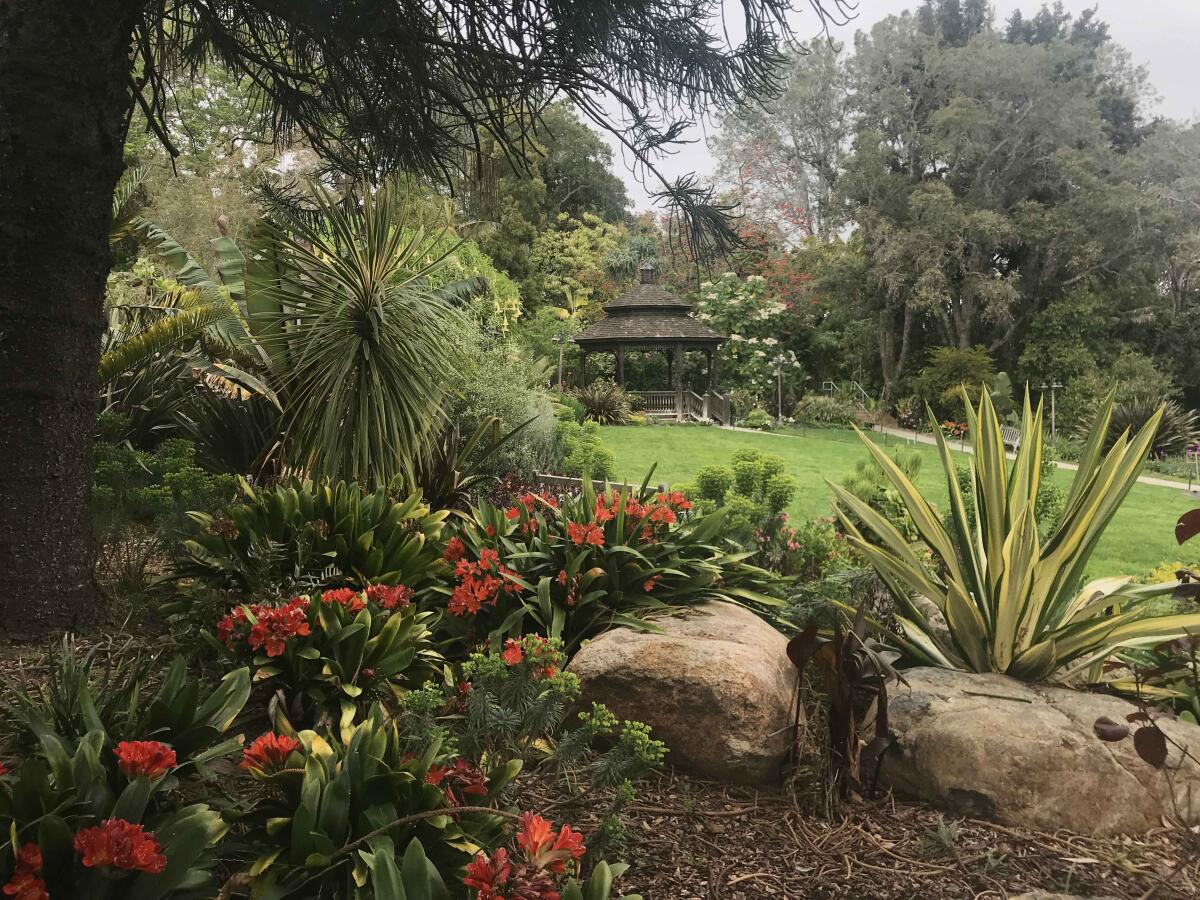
left=514, top=770, right=1199, bottom=900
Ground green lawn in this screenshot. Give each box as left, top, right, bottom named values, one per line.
left=598, top=424, right=1199, bottom=578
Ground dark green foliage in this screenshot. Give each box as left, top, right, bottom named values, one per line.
left=181, top=478, right=448, bottom=596
left=1082, top=395, right=1200, bottom=458
left=414, top=414, right=538, bottom=510
left=93, top=434, right=236, bottom=593
left=574, top=380, right=632, bottom=425
left=555, top=418, right=615, bottom=479
left=793, top=394, right=857, bottom=429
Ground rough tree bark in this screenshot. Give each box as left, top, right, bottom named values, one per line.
left=0, top=2, right=139, bottom=636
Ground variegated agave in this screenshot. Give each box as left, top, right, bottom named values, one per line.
left=831, top=390, right=1200, bottom=681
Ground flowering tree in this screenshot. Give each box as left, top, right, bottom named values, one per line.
left=692, top=273, right=807, bottom=408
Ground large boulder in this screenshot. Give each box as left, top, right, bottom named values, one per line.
left=881, top=667, right=1200, bottom=836
left=567, top=602, right=798, bottom=784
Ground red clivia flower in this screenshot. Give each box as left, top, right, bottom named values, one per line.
left=555, top=570, right=568, bottom=585
left=592, top=496, right=614, bottom=523
left=444, top=536, right=467, bottom=562
left=643, top=575, right=661, bottom=593
left=424, top=758, right=488, bottom=806
left=668, top=490, right=692, bottom=510
left=501, top=638, right=524, bottom=666
left=648, top=505, right=676, bottom=525
left=240, top=732, right=300, bottom=774
left=485, top=524, right=496, bottom=537
left=516, top=812, right=585, bottom=874
left=222, top=597, right=311, bottom=657
left=73, top=819, right=166, bottom=874
left=505, top=505, right=522, bottom=521
left=567, top=522, right=604, bottom=546
left=3, top=843, right=47, bottom=900
left=114, top=741, right=176, bottom=780
left=464, top=847, right=513, bottom=899
left=366, top=583, right=413, bottom=610
left=321, top=588, right=365, bottom=613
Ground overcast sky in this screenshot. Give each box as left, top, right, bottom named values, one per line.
left=601, top=0, right=1200, bottom=211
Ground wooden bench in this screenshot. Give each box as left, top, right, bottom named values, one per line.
left=1000, top=426, right=1022, bottom=453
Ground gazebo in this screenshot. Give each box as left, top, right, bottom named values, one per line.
left=574, top=261, right=730, bottom=423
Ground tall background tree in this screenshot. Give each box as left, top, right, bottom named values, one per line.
left=0, top=0, right=846, bottom=634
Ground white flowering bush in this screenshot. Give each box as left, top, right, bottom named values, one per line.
left=693, top=273, right=806, bottom=404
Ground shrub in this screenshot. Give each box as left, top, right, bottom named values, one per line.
left=93, top=435, right=235, bottom=594
left=448, top=341, right=560, bottom=479
left=555, top=419, right=615, bottom=479
left=694, top=465, right=733, bottom=503
left=832, top=390, right=1200, bottom=680
left=740, top=408, right=773, bottom=429
left=913, top=346, right=995, bottom=419
left=840, top=447, right=923, bottom=543
left=438, top=483, right=781, bottom=653
left=205, top=585, right=440, bottom=727
left=554, top=393, right=587, bottom=424
left=574, top=380, right=631, bottom=425
left=181, top=478, right=448, bottom=596
left=893, top=395, right=922, bottom=430
left=793, top=394, right=856, bottom=429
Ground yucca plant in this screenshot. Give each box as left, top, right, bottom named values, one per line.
left=830, top=391, right=1200, bottom=681
left=249, top=182, right=483, bottom=487
left=1080, top=394, right=1200, bottom=458
left=573, top=380, right=631, bottom=425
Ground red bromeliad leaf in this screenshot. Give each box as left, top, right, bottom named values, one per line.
left=1176, top=509, right=1200, bottom=545
left=1093, top=716, right=1130, bottom=742
left=1133, top=726, right=1168, bottom=769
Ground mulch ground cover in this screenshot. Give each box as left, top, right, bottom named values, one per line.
left=516, top=770, right=1199, bottom=899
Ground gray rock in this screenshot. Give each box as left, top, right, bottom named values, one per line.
left=881, top=667, right=1200, bottom=836
left=567, top=601, right=798, bottom=784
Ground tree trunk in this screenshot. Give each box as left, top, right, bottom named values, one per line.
left=0, top=2, right=138, bottom=636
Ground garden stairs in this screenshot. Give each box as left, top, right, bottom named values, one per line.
left=630, top=389, right=731, bottom=424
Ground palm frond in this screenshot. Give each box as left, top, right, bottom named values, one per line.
left=99, top=302, right=236, bottom=385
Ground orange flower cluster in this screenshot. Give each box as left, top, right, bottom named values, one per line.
left=365, top=582, right=413, bottom=610
left=464, top=813, right=585, bottom=900
left=321, top=587, right=365, bottom=613
left=73, top=819, right=166, bottom=874
left=449, top=548, right=519, bottom=616
left=499, top=635, right=561, bottom=679
left=504, top=492, right=559, bottom=534
left=240, top=732, right=300, bottom=774
left=114, top=741, right=176, bottom=780
left=216, top=597, right=312, bottom=658
left=565, top=521, right=603, bottom=546
left=2, top=844, right=47, bottom=900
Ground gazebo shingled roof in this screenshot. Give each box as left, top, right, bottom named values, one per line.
left=574, top=261, right=725, bottom=347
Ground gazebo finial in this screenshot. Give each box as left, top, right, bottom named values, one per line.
left=638, top=259, right=657, bottom=284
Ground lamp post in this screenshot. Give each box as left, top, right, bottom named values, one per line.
left=774, top=354, right=785, bottom=423
left=552, top=332, right=565, bottom=391
left=1040, top=381, right=1063, bottom=441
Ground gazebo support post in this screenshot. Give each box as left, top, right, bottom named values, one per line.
left=673, top=344, right=685, bottom=422
left=616, top=345, right=626, bottom=388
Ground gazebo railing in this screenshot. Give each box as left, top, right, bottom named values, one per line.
left=630, top=391, right=677, bottom=416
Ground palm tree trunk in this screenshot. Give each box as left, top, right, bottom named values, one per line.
left=0, top=1, right=138, bottom=635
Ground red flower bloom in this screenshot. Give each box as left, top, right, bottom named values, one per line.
left=114, top=741, right=176, bottom=780
left=220, top=597, right=311, bottom=657
left=648, top=505, right=676, bottom=525
left=516, top=812, right=585, bottom=874
left=0, top=760, right=7, bottom=776
left=240, top=732, right=300, bottom=774
left=73, top=819, right=166, bottom=874
left=365, top=583, right=413, bottom=610
left=464, top=847, right=513, bottom=899
left=505, top=505, right=522, bottom=521
left=447, top=552, right=520, bottom=617
left=501, top=638, right=523, bottom=666
left=321, top=587, right=365, bottom=613
left=643, top=575, right=661, bottom=593
left=566, top=522, right=604, bottom=546
left=444, top=536, right=467, bottom=562
left=3, top=843, right=47, bottom=900
left=424, top=758, right=488, bottom=806
left=485, top=524, right=496, bottom=537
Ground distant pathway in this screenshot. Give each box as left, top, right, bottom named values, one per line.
left=722, top=424, right=1198, bottom=495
